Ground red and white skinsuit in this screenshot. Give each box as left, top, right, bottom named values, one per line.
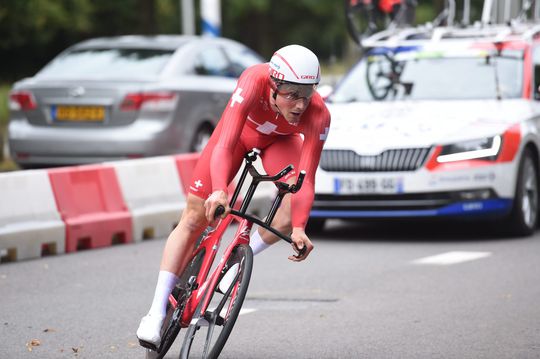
left=188, top=63, right=331, bottom=229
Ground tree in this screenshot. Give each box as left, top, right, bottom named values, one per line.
left=0, top=0, right=485, bottom=82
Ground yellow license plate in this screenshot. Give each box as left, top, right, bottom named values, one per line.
left=54, top=106, right=105, bottom=122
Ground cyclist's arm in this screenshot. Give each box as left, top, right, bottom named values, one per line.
left=210, top=66, right=265, bottom=193
left=291, top=96, right=331, bottom=230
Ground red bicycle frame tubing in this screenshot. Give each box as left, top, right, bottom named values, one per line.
left=179, top=215, right=252, bottom=326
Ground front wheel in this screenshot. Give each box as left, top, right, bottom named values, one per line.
left=506, top=148, right=539, bottom=236
left=180, top=244, right=253, bottom=359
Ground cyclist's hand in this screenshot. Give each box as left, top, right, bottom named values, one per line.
left=204, top=190, right=230, bottom=224
left=288, top=227, right=314, bottom=262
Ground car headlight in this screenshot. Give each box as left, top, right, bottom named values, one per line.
left=437, top=135, right=502, bottom=163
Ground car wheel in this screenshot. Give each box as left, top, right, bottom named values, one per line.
left=306, top=217, right=326, bottom=234
left=190, top=124, right=213, bottom=153
left=507, top=148, right=539, bottom=236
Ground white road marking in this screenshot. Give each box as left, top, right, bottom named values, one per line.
left=239, top=308, right=257, bottom=316
left=412, top=251, right=492, bottom=265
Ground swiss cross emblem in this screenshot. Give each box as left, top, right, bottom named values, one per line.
left=230, top=88, right=244, bottom=108
left=190, top=179, right=204, bottom=193
left=320, top=127, right=329, bottom=141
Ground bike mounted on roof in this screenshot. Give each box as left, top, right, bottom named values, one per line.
left=346, top=0, right=540, bottom=50
left=345, top=0, right=540, bottom=101
left=345, top=0, right=417, bottom=47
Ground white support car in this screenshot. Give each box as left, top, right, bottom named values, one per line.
left=311, top=23, right=540, bottom=236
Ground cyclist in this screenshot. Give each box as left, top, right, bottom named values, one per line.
left=137, top=44, right=331, bottom=346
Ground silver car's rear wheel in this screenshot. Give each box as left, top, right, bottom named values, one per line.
left=508, top=149, right=538, bottom=236
left=191, top=124, right=213, bottom=153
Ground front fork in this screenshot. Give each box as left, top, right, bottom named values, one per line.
left=178, top=216, right=251, bottom=327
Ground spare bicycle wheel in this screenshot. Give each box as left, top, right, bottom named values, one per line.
left=345, top=0, right=378, bottom=45
left=180, top=244, right=253, bottom=359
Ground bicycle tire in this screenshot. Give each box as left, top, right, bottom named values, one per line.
left=180, top=244, right=253, bottom=359
left=145, top=248, right=206, bottom=359
left=366, top=55, right=394, bottom=100
left=345, top=0, right=375, bottom=45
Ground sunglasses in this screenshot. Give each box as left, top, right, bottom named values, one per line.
left=275, top=83, right=317, bottom=101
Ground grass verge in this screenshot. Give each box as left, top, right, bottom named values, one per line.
left=0, top=83, right=19, bottom=172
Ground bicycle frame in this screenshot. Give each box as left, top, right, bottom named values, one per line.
left=168, top=148, right=305, bottom=329
left=178, top=215, right=251, bottom=327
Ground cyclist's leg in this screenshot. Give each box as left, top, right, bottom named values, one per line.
left=160, top=195, right=208, bottom=275
left=139, top=121, right=235, bottom=345
left=256, top=134, right=303, bottom=245
left=137, top=193, right=208, bottom=346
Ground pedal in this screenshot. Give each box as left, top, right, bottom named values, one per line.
left=138, top=339, right=157, bottom=351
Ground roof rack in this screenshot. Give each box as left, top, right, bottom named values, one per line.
left=360, top=0, right=540, bottom=50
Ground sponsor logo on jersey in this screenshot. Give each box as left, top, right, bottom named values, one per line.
left=320, top=127, right=329, bottom=141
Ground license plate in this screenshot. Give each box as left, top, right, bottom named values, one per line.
left=52, top=105, right=105, bottom=122
left=334, top=177, right=403, bottom=194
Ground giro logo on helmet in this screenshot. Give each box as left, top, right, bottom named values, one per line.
left=270, top=69, right=285, bottom=80
left=268, top=44, right=321, bottom=85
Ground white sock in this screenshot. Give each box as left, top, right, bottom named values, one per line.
left=218, top=263, right=239, bottom=293
left=148, top=270, right=179, bottom=318
left=249, top=228, right=271, bottom=255
left=218, top=230, right=271, bottom=294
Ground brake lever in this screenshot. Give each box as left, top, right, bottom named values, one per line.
left=214, top=205, right=225, bottom=219
left=290, top=170, right=306, bottom=193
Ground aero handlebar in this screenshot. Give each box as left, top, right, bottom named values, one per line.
left=213, top=148, right=308, bottom=258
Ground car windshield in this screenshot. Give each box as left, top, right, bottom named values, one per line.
left=329, top=48, right=524, bottom=102
left=37, top=47, right=174, bottom=79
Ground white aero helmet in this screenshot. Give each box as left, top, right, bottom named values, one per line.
left=269, top=44, right=320, bottom=85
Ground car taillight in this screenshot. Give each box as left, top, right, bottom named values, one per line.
left=120, top=92, right=177, bottom=111
left=9, top=90, right=38, bottom=111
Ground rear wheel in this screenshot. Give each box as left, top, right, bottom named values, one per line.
left=507, top=148, right=539, bottom=236
left=180, top=244, right=253, bottom=359
left=145, top=249, right=206, bottom=359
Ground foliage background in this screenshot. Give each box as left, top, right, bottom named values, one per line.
left=0, top=0, right=487, bottom=166
left=0, top=0, right=482, bottom=82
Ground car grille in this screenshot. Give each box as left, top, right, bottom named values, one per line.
left=319, top=148, right=432, bottom=172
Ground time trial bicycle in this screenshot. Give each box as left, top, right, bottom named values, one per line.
left=141, top=148, right=306, bottom=359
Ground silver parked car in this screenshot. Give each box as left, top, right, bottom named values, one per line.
left=8, top=35, right=263, bottom=168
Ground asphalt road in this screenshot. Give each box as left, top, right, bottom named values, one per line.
left=1, top=219, right=539, bottom=359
